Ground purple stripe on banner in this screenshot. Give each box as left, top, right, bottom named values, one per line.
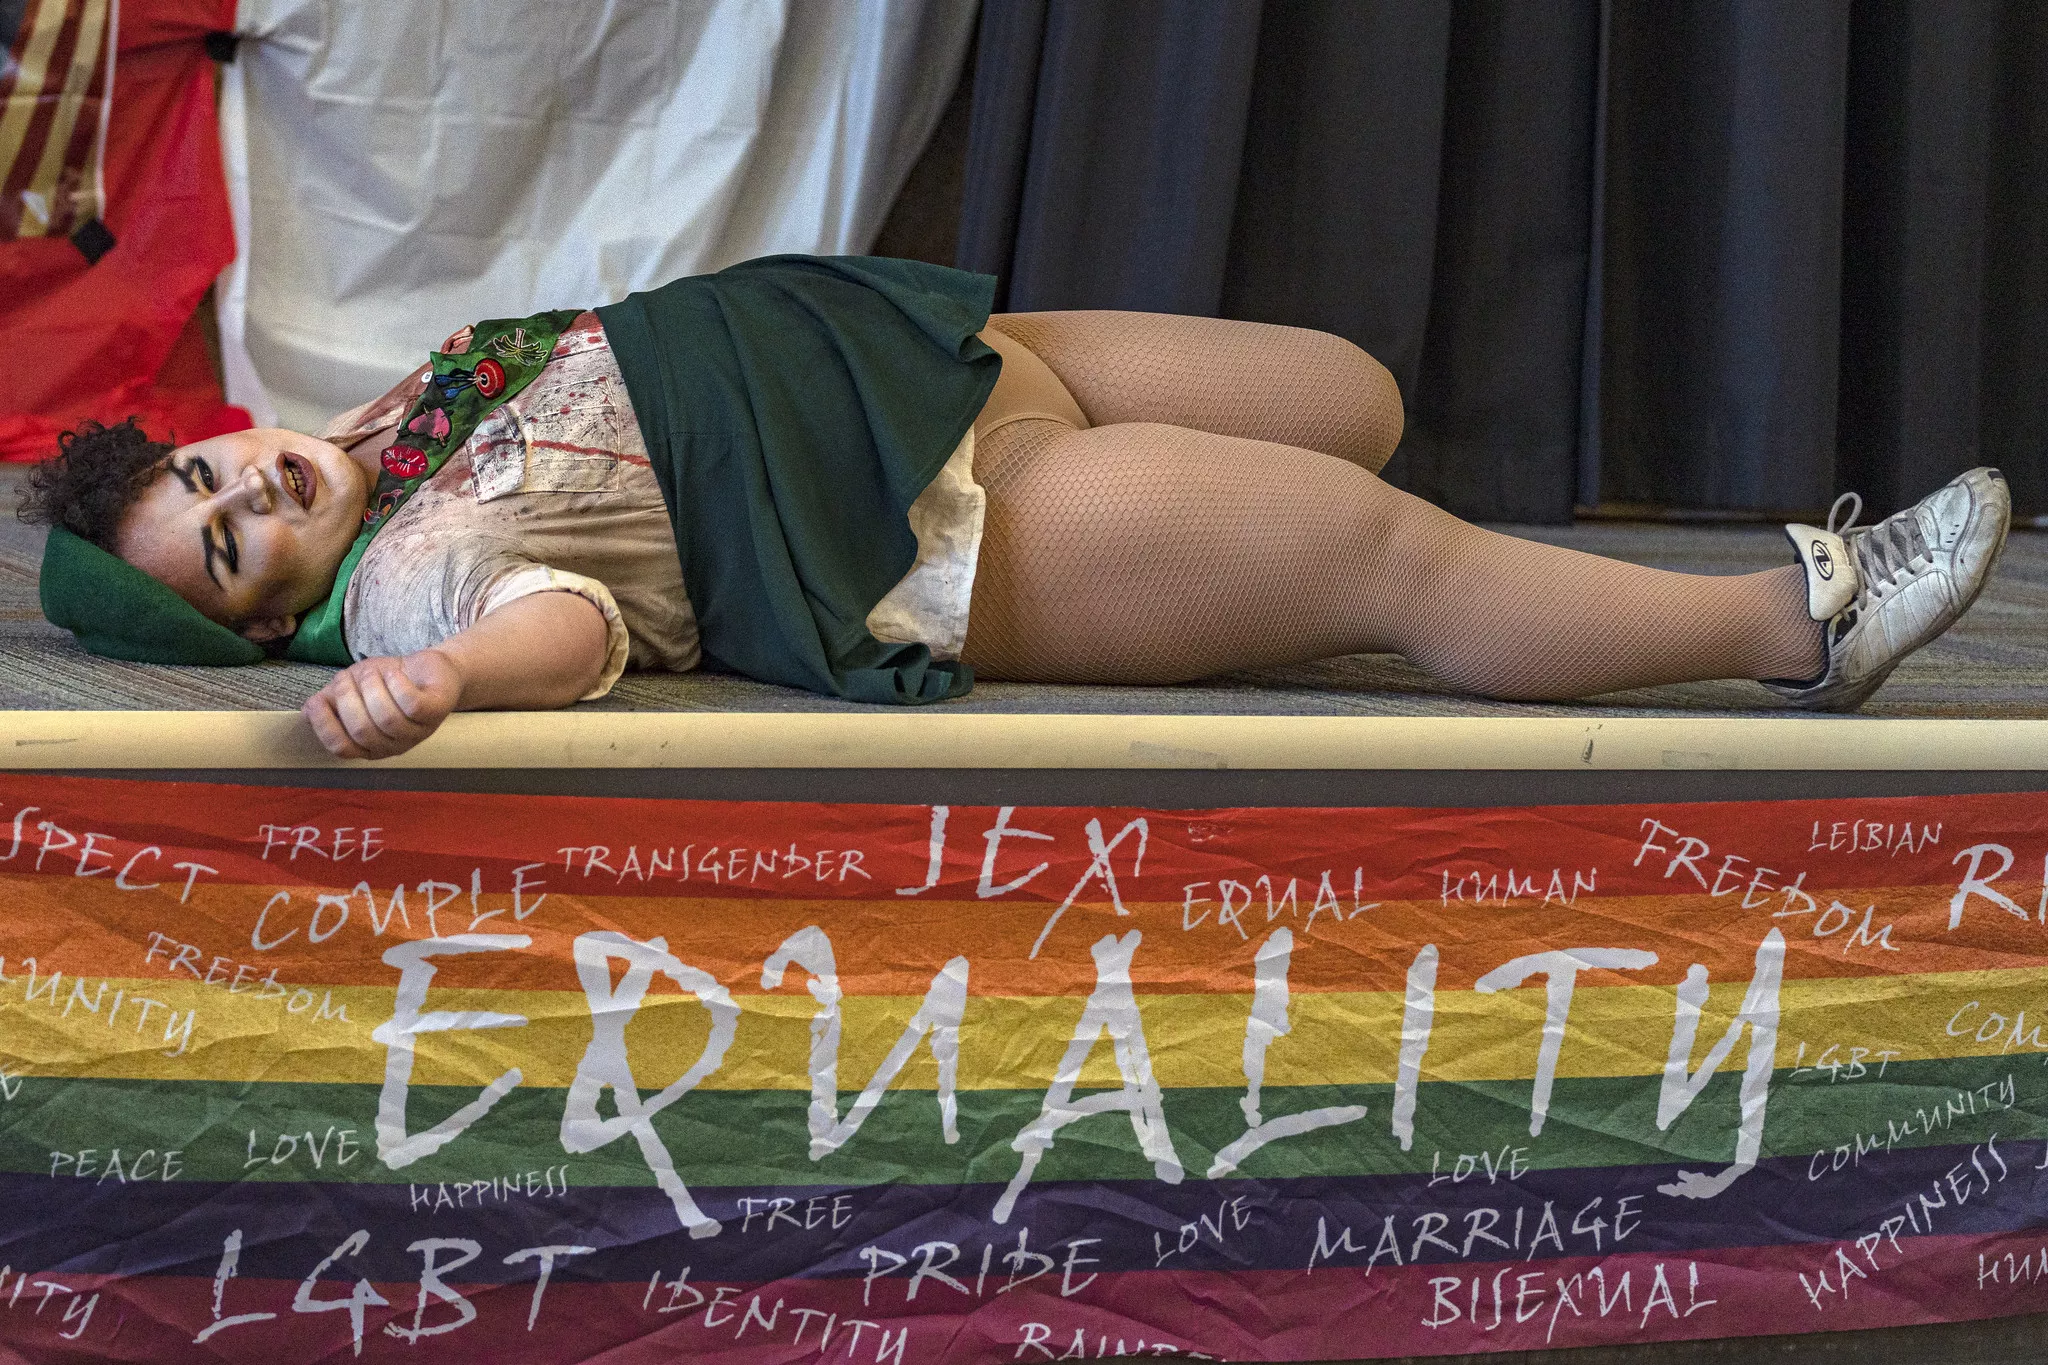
left=15, top=1137, right=2046, bottom=1289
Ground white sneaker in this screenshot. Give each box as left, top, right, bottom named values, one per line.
left=1766, top=467, right=2011, bottom=711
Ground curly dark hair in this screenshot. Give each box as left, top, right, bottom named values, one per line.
left=18, top=417, right=173, bottom=550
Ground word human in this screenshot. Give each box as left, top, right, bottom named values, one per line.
left=1978, top=1245, right=2048, bottom=1291
left=1439, top=866, right=1596, bottom=908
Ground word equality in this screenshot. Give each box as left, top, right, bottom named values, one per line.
left=368, top=913, right=1791, bottom=1242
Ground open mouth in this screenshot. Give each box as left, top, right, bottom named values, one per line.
left=278, top=453, right=316, bottom=510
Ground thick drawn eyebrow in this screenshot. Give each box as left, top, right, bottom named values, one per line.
left=201, top=528, right=224, bottom=590
left=169, top=458, right=230, bottom=590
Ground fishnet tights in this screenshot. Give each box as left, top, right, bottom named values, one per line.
left=962, top=317, right=1823, bottom=697
left=989, top=311, right=1404, bottom=472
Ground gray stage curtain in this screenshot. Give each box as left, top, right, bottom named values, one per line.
left=959, top=0, right=2048, bottom=523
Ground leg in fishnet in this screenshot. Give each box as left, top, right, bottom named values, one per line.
left=962, top=420, right=1823, bottom=696
left=988, top=311, right=1404, bottom=472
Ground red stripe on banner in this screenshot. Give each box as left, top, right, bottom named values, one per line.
left=9, top=1231, right=2048, bottom=1362
left=0, top=775, right=2041, bottom=995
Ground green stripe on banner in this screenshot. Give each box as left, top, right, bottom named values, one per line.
left=3, top=1054, right=2038, bottom=1189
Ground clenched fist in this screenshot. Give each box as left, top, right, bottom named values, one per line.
left=303, top=649, right=462, bottom=759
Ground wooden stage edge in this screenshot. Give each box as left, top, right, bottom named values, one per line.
left=4, top=710, right=2046, bottom=771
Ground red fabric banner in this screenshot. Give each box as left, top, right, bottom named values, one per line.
left=0, top=0, right=247, bottom=463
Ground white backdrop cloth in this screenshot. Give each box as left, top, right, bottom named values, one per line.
left=216, top=0, right=976, bottom=432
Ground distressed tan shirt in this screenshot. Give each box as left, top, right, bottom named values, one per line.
left=316, top=313, right=982, bottom=697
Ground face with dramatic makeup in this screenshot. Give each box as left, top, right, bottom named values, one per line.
left=115, top=428, right=374, bottom=641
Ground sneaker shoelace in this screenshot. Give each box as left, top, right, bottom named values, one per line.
left=1828, top=490, right=1931, bottom=598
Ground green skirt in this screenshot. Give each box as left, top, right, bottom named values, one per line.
left=598, top=256, right=1001, bottom=704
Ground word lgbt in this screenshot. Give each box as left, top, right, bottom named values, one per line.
left=0, top=775, right=2046, bottom=1361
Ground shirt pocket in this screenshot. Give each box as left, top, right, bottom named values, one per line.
left=471, top=406, right=625, bottom=502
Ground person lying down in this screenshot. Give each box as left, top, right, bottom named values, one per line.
left=22, top=255, right=2013, bottom=760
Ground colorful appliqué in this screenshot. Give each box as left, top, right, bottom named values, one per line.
left=364, top=488, right=404, bottom=524
left=289, top=305, right=586, bottom=666
left=488, top=327, right=553, bottom=368
left=382, top=444, right=429, bottom=479
left=430, top=367, right=480, bottom=403
left=360, top=306, right=584, bottom=534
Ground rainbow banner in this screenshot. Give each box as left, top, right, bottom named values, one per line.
left=2, top=774, right=2048, bottom=1361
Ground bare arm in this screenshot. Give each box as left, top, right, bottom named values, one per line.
left=303, top=591, right=611, bottom=759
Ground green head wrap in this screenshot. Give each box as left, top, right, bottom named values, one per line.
left=39, top=525, right=265, bottom=666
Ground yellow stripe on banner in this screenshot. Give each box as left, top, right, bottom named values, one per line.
left=0, top=0, right=69, bottom=199
left=19, top=0, right=107, bottom=236
left=6, top=964, right=2048, bottom=1091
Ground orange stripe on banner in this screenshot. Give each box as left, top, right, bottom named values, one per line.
left=0, top=874, right=1996, bottom=997
left=0, top=775, right=2036, bottom=994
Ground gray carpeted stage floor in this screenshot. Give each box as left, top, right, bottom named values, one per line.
left=1, top=467, right=2040, bottom=716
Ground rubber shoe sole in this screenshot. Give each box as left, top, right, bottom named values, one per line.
left=1766, top=467, right=2010, bottom=712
